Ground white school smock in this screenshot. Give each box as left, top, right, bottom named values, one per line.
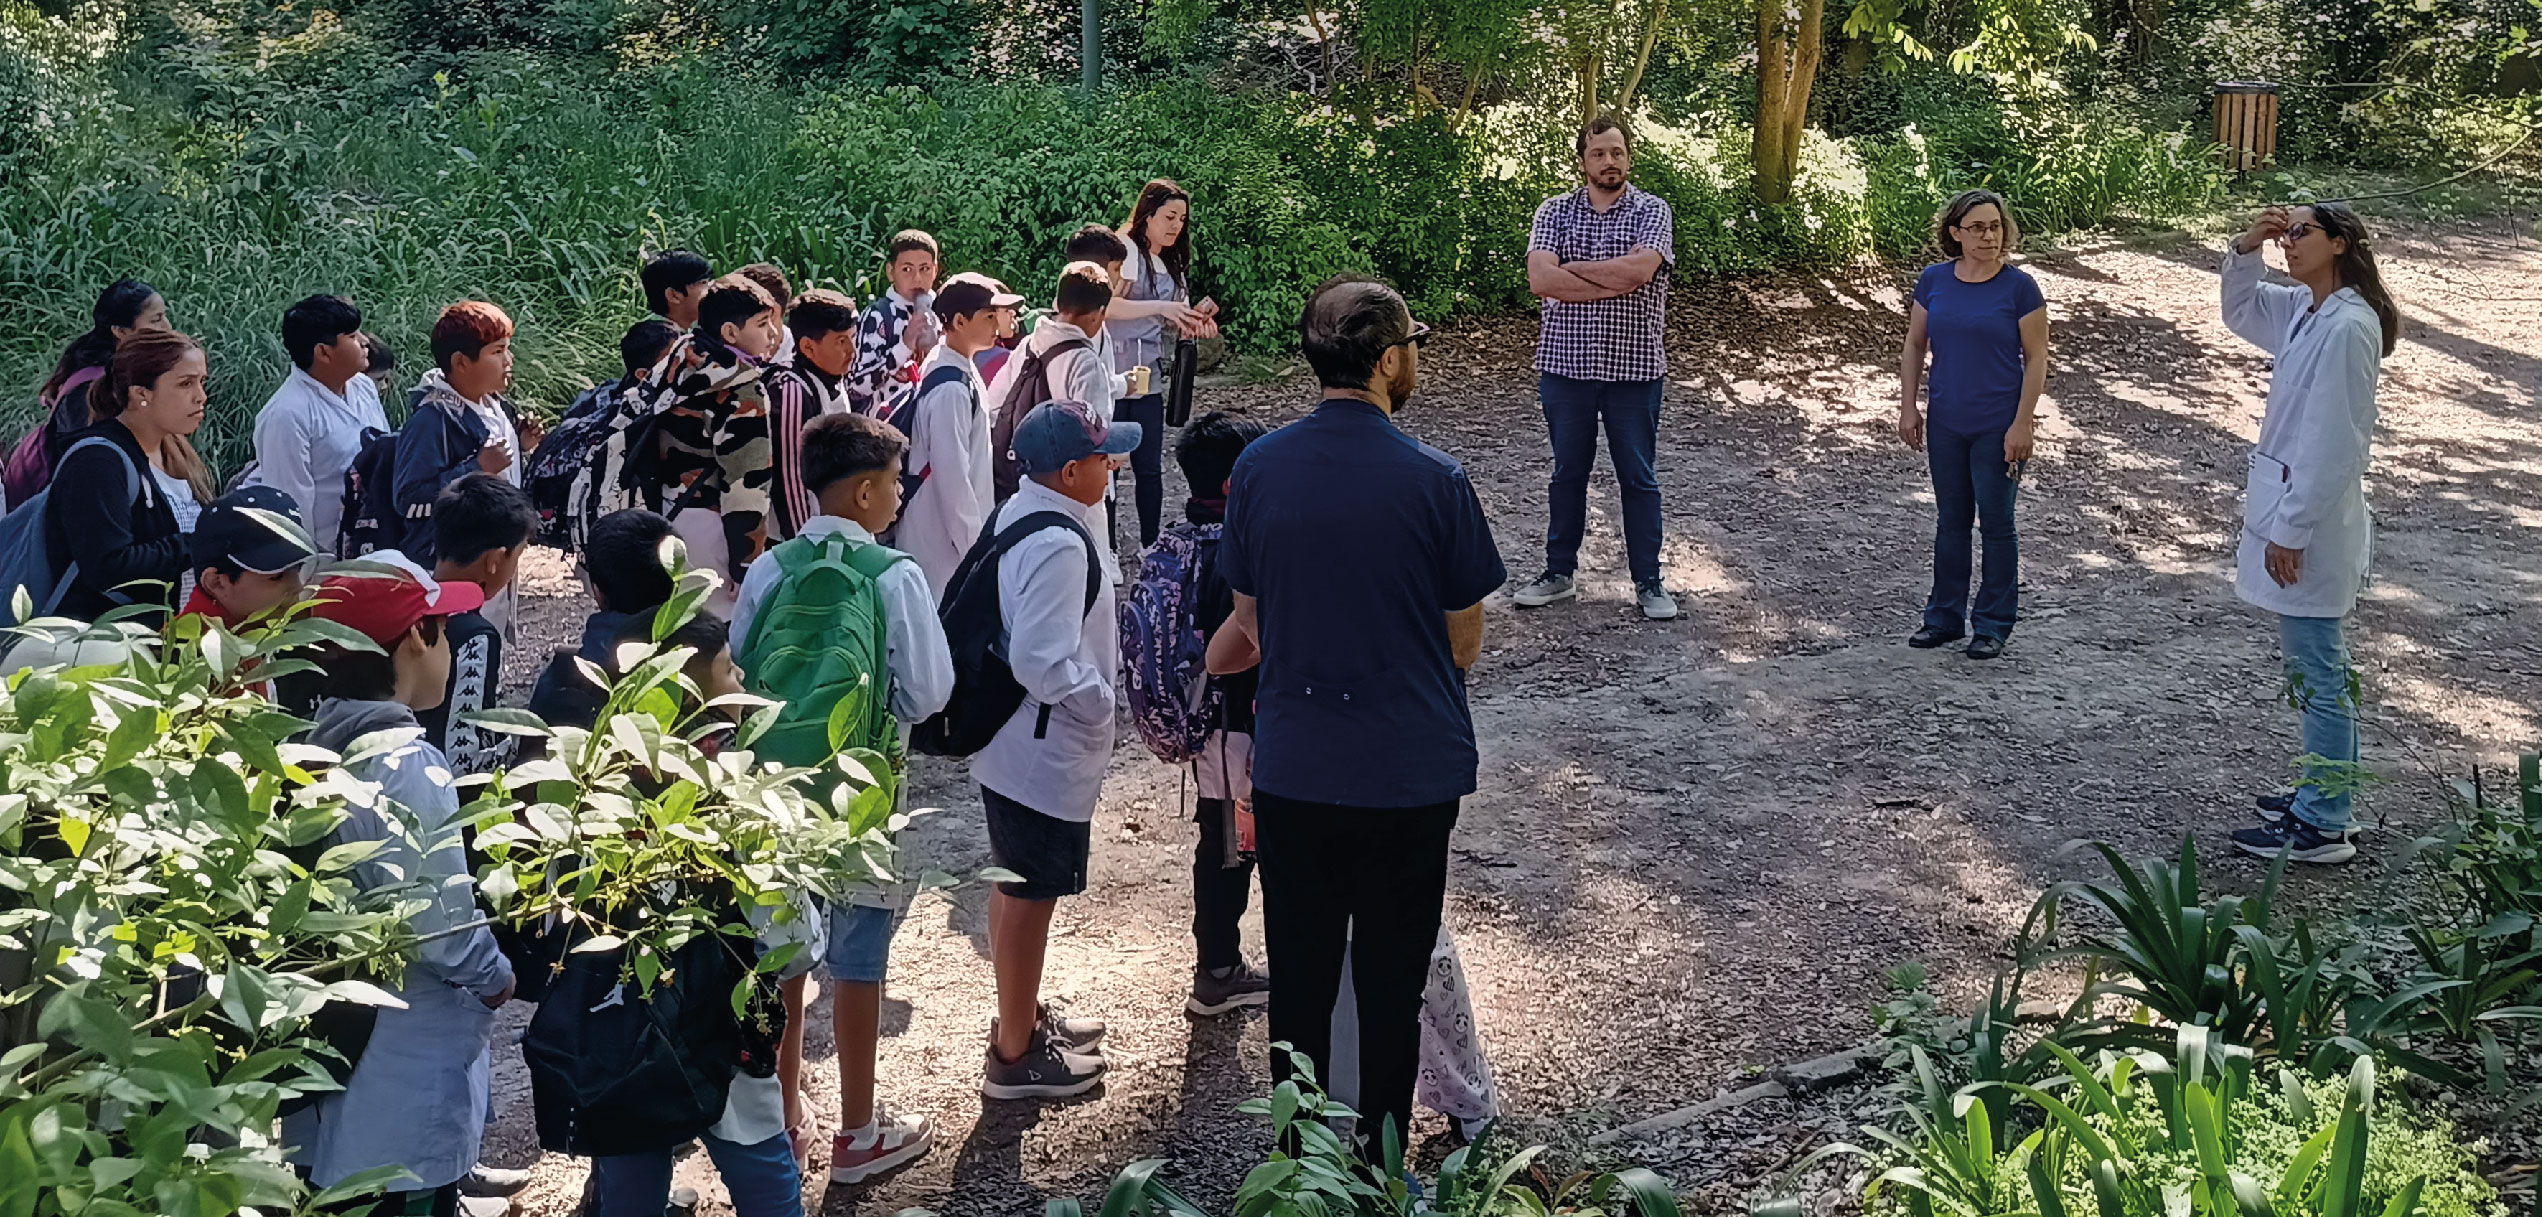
left=899, top=346, right=996, bottom=598
left=2218, top=243, right=2384, bottom=620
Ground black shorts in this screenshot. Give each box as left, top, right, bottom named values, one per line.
left=982, top=786, right=1092, bottom=901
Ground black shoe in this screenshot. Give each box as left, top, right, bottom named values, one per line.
left=2230, top=818, right=2357, bottom=865
left=2255, top=790, right=2296, bottom=823
left=1967, top=635, right=2006, bottom=660
left=1909, top=626, right=1964, bottom=649
left=1188, top=962, right=1272, bottom=1015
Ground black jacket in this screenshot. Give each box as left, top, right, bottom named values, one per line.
left=43, top=419, right=183, bottom=624
left=392, top=375, right=509, bottom=568
left=418, top=607, right=509, bottom=775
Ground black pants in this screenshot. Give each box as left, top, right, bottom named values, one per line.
left=1110, top=393, right=1167, bottom=548
left=1254, top=788, right=1459, bottom=1149
left=1194, top=797, right=1256, bottom=970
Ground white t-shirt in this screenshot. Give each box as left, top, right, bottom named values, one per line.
left=471, top=400, right=521, bottom=488
left=153, top=466, right=200, bottom=604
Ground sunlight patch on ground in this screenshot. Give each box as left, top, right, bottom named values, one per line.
left=2377, top=672, right=2539, bottom=743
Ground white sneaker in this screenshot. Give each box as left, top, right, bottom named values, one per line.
left=461, top=1164, right=532, bottom=1197
left=829, top=1108, right=935, bottom=1184
left=1512, top=573, right=1576, bottom=608
left=457, top=1196, right=514, bottom=1217
left=1637, top=583, right=1680, bottom=621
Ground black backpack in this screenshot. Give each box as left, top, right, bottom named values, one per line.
left=335, top=427, right=402, bottom=558
left=523, top=924, right=781, bottom=1157
left=910, top=509, right=1104, bottom=758
left=524, top=383, right=622, bottom=551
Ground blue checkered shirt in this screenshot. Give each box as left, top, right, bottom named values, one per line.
left=1528, top=185, right=1675, bottom=382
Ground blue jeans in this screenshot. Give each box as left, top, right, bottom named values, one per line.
left=1923, top=425, right=2019, bottom=639
left=1541, top=373, right=1664, bottom=587
left=2279, top=615, right=2359, bottom=834
left=591, top=1129, right=802, bottom=1217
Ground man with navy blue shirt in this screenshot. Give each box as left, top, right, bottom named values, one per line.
left=1217, top=276, right=1507, bottom=1148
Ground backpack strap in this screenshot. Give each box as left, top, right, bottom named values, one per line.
left=842, top=539, right=911, bottom=581
left=903, top=365, right=972, bottom=491
left=916, top=364, right=970, bottom=404
left=42, top=435, right=146, bottom=615
left=989, top=509, right=1102, bottom=619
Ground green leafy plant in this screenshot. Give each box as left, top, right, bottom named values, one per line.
left=0, top=607, right=457, bottom=1216
left=2040, top=837, right=2283, bottom=1046
left=1761, top=1027, right=2483, bottom=1217
left=1054, top=1045, right=1684, bottom=1216
left=464, top=546, right=910, bottom=1009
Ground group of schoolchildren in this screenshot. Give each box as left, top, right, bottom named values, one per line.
left=0, top=177, right=1402, bottom=1216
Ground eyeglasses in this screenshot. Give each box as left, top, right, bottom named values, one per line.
left=1390, top=322, right=1432, bottom=351
left=1954, top=220, right=2005, bottom=236
left=2280, top=222, right=2320, bottom=243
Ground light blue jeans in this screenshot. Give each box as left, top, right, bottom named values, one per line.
left=2279, top=615, right=2359, bottom=834
left=591, top=1129, right=802, bottom=1217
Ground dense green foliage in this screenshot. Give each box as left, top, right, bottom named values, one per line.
left=1844, top=761, right=2542, bottom=1217
left=0, top=549, right=899, bottom=1216
left=0, top=0, right=2528, bottom=473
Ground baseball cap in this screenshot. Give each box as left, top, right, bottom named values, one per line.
left=934, top=273, right=1025, bottom=323
left=305, top=551, right=487, bottom=648
left=1012, top=400, right=1141, bottom=476
left=192, top=486, right=318, bottom=577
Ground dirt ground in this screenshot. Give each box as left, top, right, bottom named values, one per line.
left=477, top=218, right=2542, bottom=1215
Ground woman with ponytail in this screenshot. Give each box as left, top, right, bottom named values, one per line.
left=41, top=329, right=211, bottom=624
left=2219, top=201, right=2401, bottom=867
left=6, top=279, right=168, bottom=509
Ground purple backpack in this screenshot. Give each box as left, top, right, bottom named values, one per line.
left=1119, top=523, right=1221, bottom=764
left=5, top=366, right=101, bottom=511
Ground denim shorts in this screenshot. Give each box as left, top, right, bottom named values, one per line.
left=822, top=902, right=906, bottom=985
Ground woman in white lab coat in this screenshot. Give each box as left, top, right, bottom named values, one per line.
left=2218, top=202, right=2402, bottom=866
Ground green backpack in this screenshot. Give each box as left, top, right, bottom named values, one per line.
left=735, top=533, right=913, bottom=786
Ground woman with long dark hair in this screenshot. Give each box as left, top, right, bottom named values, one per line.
left=1109, top=179, right=1218, bottom=548
left=1897, top=189, right=2049, bottom=661
left=2220, top=202, right=2400, bottom=867
left=42, top=328, right=214, bottom=624
left=7, top=278, right=168, bottom=509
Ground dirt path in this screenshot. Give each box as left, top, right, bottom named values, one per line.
left=481, top=219, right=2542, bottom=1215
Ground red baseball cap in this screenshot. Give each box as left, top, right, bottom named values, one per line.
left=305, top=551, right=487, bottom=647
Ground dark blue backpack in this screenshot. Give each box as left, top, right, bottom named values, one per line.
left=1119, top=523, right=1219, bottom=764
left=0, top=435, right=141, bottom=626
left=335, top=427, right=402, bottom=558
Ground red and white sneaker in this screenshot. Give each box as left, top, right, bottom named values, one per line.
left=829, top=1109, right=934, bottom=1185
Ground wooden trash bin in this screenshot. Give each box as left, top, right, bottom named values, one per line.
left=2213, top=82, right=2280, bottom=173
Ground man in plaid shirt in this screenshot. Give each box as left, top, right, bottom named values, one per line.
left=1516, top=115, right=1680, bottom=622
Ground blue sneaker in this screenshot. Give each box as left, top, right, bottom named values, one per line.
left=2231, top=817, right=2355, bottom=865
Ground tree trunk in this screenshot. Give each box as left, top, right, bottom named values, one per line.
left=1578, top=52, right=1604, bottom=128
left=1305, top=2, right=1336, bottom=94
left=1614, top=0, right=1671, bottom=115
left=1752, top=0, right=1826, bottom=205
left=1452, top=62, right=1489, bottom=129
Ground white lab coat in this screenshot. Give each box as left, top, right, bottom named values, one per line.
left=970, top=481, right=1119, bottom=823
left=898, top=346, right=996, bottom=599
left=245, top=369, right=390, bottom=553
left=2219, top=244, right=2384, bottom=619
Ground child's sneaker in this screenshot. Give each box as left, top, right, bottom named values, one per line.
left=1188, top=962, right=1272, bottom=1015
left=2231, top=817, right=2356, bottom=865
left=982, top=1030, right=1107, bottom=1100
left=829, top=1109, right=934, bottom=1185
left=991, top=1002, right=1106, bottom=1051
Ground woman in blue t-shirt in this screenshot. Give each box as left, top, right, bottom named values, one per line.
left=1897, top=189, right=2050, bottom=660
